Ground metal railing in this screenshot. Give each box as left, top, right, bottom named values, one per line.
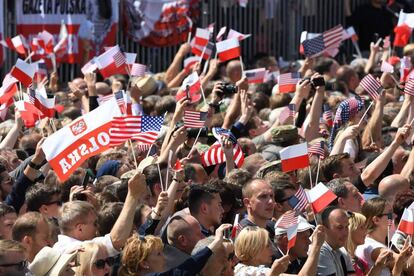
left=2, top=0, right=370, bottom=82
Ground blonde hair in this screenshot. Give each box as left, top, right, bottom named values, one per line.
left=118, top=234, right=164, bottom=276
left=345, top=212, right=366, bottom=257
left=235, top=226, right=269, bottom=263
left=75, top=242, right=106, bottom=276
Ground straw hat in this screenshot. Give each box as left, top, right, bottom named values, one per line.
left=29, top=246, right=77, bottom=276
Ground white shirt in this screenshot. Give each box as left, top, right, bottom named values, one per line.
left=355, top=237, right=390, bottom=276
left=53, top=234, right=118, bottom=256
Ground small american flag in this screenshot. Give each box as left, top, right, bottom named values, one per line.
left=288, top=103, right=296, bottom=119
left=114, top=91, right=127, bottom=114
left=359, top=74, right=382, bottom=100
left=380, top=60, right=394, bottom=73
left=113, top=50, right=126, bottom=68
left=405, top=78, right=414, bottom=96
left=322, top=104, right=333, bottom=127
left=183, top=110, right=207, bottom=128
left=276, top=210, right=298, bottom=229
left=131, top=115, right=164, bottom=144
left=278, top=73, right=301, bottom=93
left=308, top=141, right=325, bottom=159
left=130, top=63, right=146, bottom=77
left=109, top=116, right=141, bottom=146
left=302, top=25, right=343, bottom=57
left=28, top=89, right=36, bottom=105
left=292, top=186, right=308, bottom=212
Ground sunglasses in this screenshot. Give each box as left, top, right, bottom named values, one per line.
left=0, top=260, right=28, bottom=271
left=94, top=256, right=116, bottom=269
left=45, top=200, right=62, bottom=206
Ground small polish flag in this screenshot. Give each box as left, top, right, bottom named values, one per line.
left=195, top=28, right=210, bottom=47
left=216, top=38, right=241, bottom=63
left=184, top=56, right=199, bottom=72
left=216, top=27, right=227, bottom=42
left=130, top=63, right=146, bottom=77
left=279, top=143, right=309, bottom=172
left=95, top=45, right=125, bottom=79
left=398, top=208, right=414, bottom=235
left=227, top=29, right=251, bottom=41
left=231, top=213, right=240, bottom=239
left=380, top=60, right=394, bottom=73
left=342, top=26, right=358, bottom=42
left=81, top=58, right=97, bottom=75
left=54, top=21, right=69, bottom=58
left=191, top=41, right=214, bottom=60
left=287, top=224, right=298, bottom=250
left=1, top=35, right=27, bottom=56
left=0, top=76, right=18, bottom=105
left=29, top=89, right=55, bottom=118
left=245, top=68, right=266, bottom=83
left=306, top=183, right=337, bottom=214
left=179, top=72, right=201, bottom=103
left=37, top=30, right=55, bottom=54
left=10, top=59, right=36, bottom=87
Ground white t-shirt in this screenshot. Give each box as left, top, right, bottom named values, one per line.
left=355, top=237, right=390, bottom=276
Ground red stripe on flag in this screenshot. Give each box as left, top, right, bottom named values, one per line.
left=11, top=67, right=32, bottom=87
left=311, top=192, right=337, bottom=213
left=279, top=84, right=297, bottom=93
left=218, top=47, right=240, bottom=62
left=281, top=154, right=309, bottom=172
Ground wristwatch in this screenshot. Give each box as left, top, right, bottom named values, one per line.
left=28, top=161, right=42, bottom=170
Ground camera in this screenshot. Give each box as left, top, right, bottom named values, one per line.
left=311, top=77, right=325, bottom=87
left=72, top=193, right=87, bottom=201
left=222, top=83, right=237, bottom=96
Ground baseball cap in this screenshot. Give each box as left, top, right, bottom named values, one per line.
left=275, top=215, right=314, bottom=236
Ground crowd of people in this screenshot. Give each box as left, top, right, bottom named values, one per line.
left=3, top=1, right=414, bottom=276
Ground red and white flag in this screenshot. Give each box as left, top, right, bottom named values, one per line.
left=279, top=143, right=309, bottom=172
left=36, top=30, right=55, bottom=54
left=342, top=26, right=358, bottom=42
left=33, top=60, right=48, bottom=83
left=405, top=78, right=414, bottom=96
left=178, top=72, right=202, bottom=103
left=216, top=26, right=227, bottom=42
left=359, top=74, right=382, bottom=100
left=216, top=38, right=241, bottom=63
left=397, top=208, right=414, bottom=235
left=0, top=74, right=18, bottom=105
left=81, top=58, right=98, bottom=75
left=231, top=213, right=240, bottom=239
left=10, top=59, right=36, bottom=87
left=245, top=68, right=266, bottom=84
left=381, top=60, right=394, bottom=73
left=1, top=35, right=27, bottom=56
left=54, top=21, right=69, bottom=59
left=95, top=46, right=126, bottom=79
left=42, top=98, right=122, bottom=181
left=227, top=29, right=251, bottom=41
left=130, top=63, right=146, bottom=77
left=194, top=28, right=210, bottom=47
left=287, top=224, right=299, bottom=250
left=184, top=56, right=199, bottom=72
left=278, top=73, right=301, bottom=93
left=306, top=183, right=337, bottom=213
left=28, top=89, right=55, bottom=118
left=191, top=41, right=214, bottom=60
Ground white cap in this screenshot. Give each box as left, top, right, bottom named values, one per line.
left=275, top=215, right=315, bottom=236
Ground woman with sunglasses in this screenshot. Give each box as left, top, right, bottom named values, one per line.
left=118, top=224, right=231, bottom=276
left=234, top=226, right=290, bottom=276
left=355, top=197, right=410, bottom=276
left=74, top=242, right=115, bottom=276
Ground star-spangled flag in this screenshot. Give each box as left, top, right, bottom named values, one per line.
left=288, top=103, right=296, bottom=119
left=183, top=110, right=207, bottom=128
left=322, top=104, right=333, bottom=127
left=130, top=63, right=146, bottom=77
left=404, top=78, right=414, bottom=96
left=359, top=74, right=382, bottom=100
left=114, top=91, right=127, bottom=114
left=278, top=73, right=301, bottom=93
left=381, top=60, right=394, bottom=73
left=401, top=56, right=412, bottom=82
left=245, top=68, right=266, bottom=84
left=288, top=186, right=308, bottom=212
left=302, top=25, right=343, bottom=57
left=131, top=115, right=164, bottom=145
left=81, top=58, right=97, bottom=75
left=308, top=141, right=325, bottom=159
left=275, top=210, right=298, bottom=229
left=109, top=116, right=141, bottom=146
left=113, top=50, right=126, bottom=68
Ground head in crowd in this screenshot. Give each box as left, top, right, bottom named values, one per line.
left=322, top=153, right=360, bottom=183
left=0, top=203, right=17, bottom=240
left=0, top=239, right=29, bottom=275
left=242, top=179, right=275, bottom=227
left=166, top=215, right=204, bottom=254
left=29, top=246, right=77, bottom=276
left=235, top=226, right=272, bottom=266
left=12, top=212, right=51, bottom=262
left=188, top=184, right=224, bottom=232
left=271, top=180, right=295, bottom=219
left=59, top=201, right=98, bottom=241
left=326, top=178, right=363, bottom=212
left=25, top=183, right=62, bottom=218
left=345, top=212, right=367, bottom=257
left=74, top=242, right=113, bottom=276
left=320, top=206, right=350, bottom=250
left=378, top=174, right=410, bottom=204
left=119, top=234, right=165, bottom=275
left=361, top=197, right=392, bottom=238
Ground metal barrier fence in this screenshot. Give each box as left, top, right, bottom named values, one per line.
left=2, top=0, right=370, bottom=82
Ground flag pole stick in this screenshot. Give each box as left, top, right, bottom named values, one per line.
left=157, top=161, right=164, bottom=192
left=165, top=150, right=173, bottom=191
left=18, top=82, right=23, bottom=101
left=186, top=128, right=203, bottom=158
left=24, top=52, right=34, bottom=62
left=199, top=46, right=207, bottom=64
left=387, top=224, right=391, bottom=248
left=239, top=56, right=244, bottom=76
left=200, top=85, right=207, bottom=105
left=357, top=101, right=374, bottom=127
left=315, top=157, right=321, bottom=184
left=129, top=139, right=138, bottom=170
left=308, top=166, right=313, bottom=189
left=147, top=144, right=154, bottom=158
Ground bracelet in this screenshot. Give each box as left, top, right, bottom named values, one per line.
left=28, top=161, right=42, bottom=170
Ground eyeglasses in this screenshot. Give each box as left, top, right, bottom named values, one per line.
left=0, top=260, right=29, bottom=271
left=45, top=200, right=62, bottom=206
left=94, top=256, right=116, bottom=269
left=380, top=213, right=393, bottom=220
left=276, top=195, right=294, bottom=203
